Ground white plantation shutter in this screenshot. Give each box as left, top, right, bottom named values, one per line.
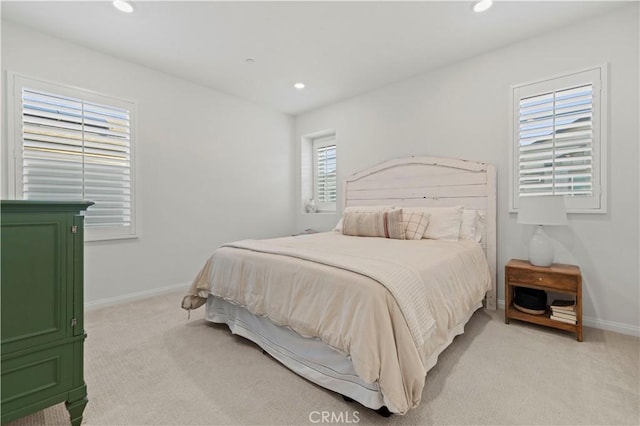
left=519, top=84, right=593, bottom=196
left=511, top=67, right=606, bottom=213
left=313, top=136, right=337, bottom=210
left=10, top=75, right=136, bottom=240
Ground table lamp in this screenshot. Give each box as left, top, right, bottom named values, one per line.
left=517, top=195, right=567, bottom=267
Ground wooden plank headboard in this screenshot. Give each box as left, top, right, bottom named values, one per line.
left=341, top=156, right=497, bottom=310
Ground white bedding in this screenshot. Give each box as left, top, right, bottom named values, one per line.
left=184, top=232, right=492, bottom=414
left=222, top=236, right=438, bottom=360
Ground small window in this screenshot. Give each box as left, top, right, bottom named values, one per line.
left=313, top=136, right=337, bottom=211
left=300, top=131, right=336, bottom=213
left=8, top=74, right=136, bottom=240
left=510, top=66, right=607, bottom=213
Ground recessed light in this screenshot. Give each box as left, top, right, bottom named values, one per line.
left=472, top=0, right=493, bottom=13
left=113, top=0, right=134, bottom=13
left=294, top=83, right=305, bottom=90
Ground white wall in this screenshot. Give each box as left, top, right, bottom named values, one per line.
left=295, top=5, right=639, bottom=334
left=2, top=21, right=296, bottom=306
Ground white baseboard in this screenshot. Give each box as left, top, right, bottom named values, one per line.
left=497, top=299, right=639, bottom=337
left=582, top=317, right=640, bottom=337
left=85, top=281, right=190, bottom=311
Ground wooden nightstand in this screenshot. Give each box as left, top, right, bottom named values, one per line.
left=505, top=259, right=583, bottom=341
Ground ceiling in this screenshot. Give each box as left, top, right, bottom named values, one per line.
left=1, top=1, right=627, bottom=115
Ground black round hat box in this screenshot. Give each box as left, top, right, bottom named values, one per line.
left=514, top=287, right=547, bottom=315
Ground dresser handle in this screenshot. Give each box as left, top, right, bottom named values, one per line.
left=538, top=277, right=543, bottom=281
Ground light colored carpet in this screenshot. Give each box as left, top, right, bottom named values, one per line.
left=7, top=291, right=639, bottom=426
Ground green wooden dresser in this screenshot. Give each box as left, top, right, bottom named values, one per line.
left=1, top=201, right=93, bottom=426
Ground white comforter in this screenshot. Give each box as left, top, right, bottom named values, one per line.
left=183, top=232, right=491, bottom=414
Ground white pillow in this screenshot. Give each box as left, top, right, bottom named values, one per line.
left=459, top=209, right=479, bottom=241
left=404, top=206, right=464, bottom=241
left=334, top=205, right=395, bottom=232
left=474, top=210, right=486, bottom=244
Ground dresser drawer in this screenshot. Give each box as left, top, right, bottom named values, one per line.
left=1, top=343, right=74, bottom=416
left=507, top=268, right=578, bottom=292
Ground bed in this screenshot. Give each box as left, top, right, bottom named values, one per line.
left=182, top=156, right=497, bottom=415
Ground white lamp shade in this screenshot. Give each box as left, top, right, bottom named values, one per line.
left=517, top=195, right=567, bottom=226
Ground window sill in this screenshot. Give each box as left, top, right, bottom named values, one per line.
left=85, top=233, right=138, bottom=243
left=509, top=207, right=607, bottom=215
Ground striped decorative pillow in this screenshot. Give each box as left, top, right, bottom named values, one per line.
left=342, top=209, right=405, bottom=239
left=334, top=205, right=395, bottom=232
left=403, top=211, right=430, bottom=240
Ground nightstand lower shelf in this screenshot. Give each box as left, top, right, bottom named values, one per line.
left=506, top=305, right=578, bottom=334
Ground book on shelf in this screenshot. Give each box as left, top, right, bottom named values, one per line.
left=551, top=308, right=576, bottom=317
left=551, top=305, right=576, bottom=314
left=550, top=311, right=576, bottom=321
left=550, top=299, right=576, bottom=313
left=550, top=314, right=577, bottom=325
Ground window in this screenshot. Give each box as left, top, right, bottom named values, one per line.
left=300, top=130, right=336, bottom=213
left=313, top=136, right=337, bottom=211
left=510, top=66, right=607, bottom=213
left=8, top=74, right=136, bottom=240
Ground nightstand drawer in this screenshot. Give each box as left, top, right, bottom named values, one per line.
left=507, top=269, right=577, bottom=292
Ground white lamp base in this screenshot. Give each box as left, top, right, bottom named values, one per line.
left=528, top=225, right=554, bottom=267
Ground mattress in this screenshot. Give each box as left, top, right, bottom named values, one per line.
left=186, top=232, right=492, bottom=413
